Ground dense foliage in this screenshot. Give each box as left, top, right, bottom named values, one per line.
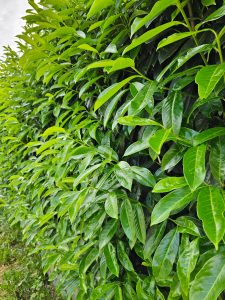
left=1, top=0, right=225, bottom=299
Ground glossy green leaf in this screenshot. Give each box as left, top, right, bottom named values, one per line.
left=153, top=177, right=187, bottom=193
left=157, top=32, right=197, bottom=50
left=183, top=145, right=206, bottom=190
left=162, top=91, right=183, bottom=135
left=104, top=242, right=119, bottom=277
left=128, top=81, right=156, bottom=116
left=118, top=116, right=162, bottom=127
left=131, top=166, right=156, bottom=187
left=193, top=127, right=225, bottom=146
left=201, top=0, right=216, bottom=6
left=143, top=221, right=167, bottom=259
left=161, top=144, right=185, bottom=171
left=149, top=128, right=171, bottom=155
left=152, top=228, right=179, bottom=282
left=133, top=203, right=146, bottom=244
left=124, top=21, right=182, bottom=54
left=108, top=57, right=135, bottom=73
left=130, top=0, right=177, bottom=36
left=190, top=253, right=225, bottom=300
left=99, top=219, right=118, bottom=249
left=210, top=136, right=225, bottom=184
left=94, top=76, right=139, bottom=111
left=173, top=216, right=201, bottom=237
left=197, top=186, right=225, bottom=249
left=104, top=192, right=118, bottom=219
left=177, top=238, right=199, bottom=296
left=77, top=44, right=98, bottom=53
left=117, top=241, right=134, bottom=272
left=151, top=187, right=195, bottom=225
left=195, top=63, right=225, bottom=99
left=87, top=0, right=114, bottom=19
left=79, top=248, right=99, bottom=274
left=90, top=283, right=118, bottom=300
left=123, top=141, right=149, bottom=157
left=115, top=161, right=133, bottom=191
left=120, top=198, right=136, bottom=242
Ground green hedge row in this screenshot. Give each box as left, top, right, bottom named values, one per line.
left=1, top=0, right=225, bottom=299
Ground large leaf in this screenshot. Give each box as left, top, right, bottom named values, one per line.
left=123, top=21, right=182, bottom=54
left=79, top=248, right=99, bottom=275
left=195, top=63, right=225, bottom=99
left=99, top=219, right=118, bottom=249
left=151, top=187, right=195, bottom=225
left=87, top=0, right=114, bottom=19
left=120, top=198, right=136, bottom=243
left=104, top=192, right=118, bottom=219
left=133, top=203, right=146, bottom=244
left=157, top=32, right=198, bottom=49
left=94, top=76, right=139, bottom=111
left=197, top=186, right=225, bottom=249
left=104, top=242, right=119, bottom=277
left=190, top=253, right=225, bottom=300
left=130, top=0, right=177, bottom=36
left=177, top=238, right=199, bottom=296
left=162, top=91, right=183, bottom=135
left=183, top=145, right=206, bottom=190
left=193, top=127, right=225, bottom=146
left=117, top=241, right=134, bottom=272
left=149, top=128, right=171, bottom=155
left=131, top=166, right=156, bottom=187
left=210, top=136, right=225, bottom=184
left=152, top=177, right=187, bottom=193
left=118, top=116, right=162, bottom=127
left=114, top=161, right=133, bottom=191
left=152, top=228, right=179, bottom=282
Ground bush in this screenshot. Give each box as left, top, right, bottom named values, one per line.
left=1, top=0, right=225, bottom=299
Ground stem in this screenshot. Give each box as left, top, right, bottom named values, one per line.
left=132, top=67, right=152, bottom=82
left=176, top=0, right=208, bottom=65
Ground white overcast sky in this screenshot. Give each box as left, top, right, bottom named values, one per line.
left=0, top=0, right=30, bottom=56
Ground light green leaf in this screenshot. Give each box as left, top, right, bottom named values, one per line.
left=133, top=203, right=146, bottom=244
left=73, top=163, right=102, bottom=188
left=149, top=128, right=171, bottom=155
left=143, top=221, right=167, bottom=259
left=99, top=219, right=118, bottom=249
left=131, top=166, right=156, bottom=187
left=197, top=186, right=225, bottom=249
left=201, top=0, right=216, bottom=6
left=174, top=216, right=201, bottom=237
left=108, top=57, right=135, bottom=73
left=104, top=242, right=119, bottom=277
left=162, top=91, right=183, bottom=135
left=129, top=81, right=156, bottom=116
left=151, top=187, right=195, bottom=225
left=104, top=192, right=118, bottom=219
left=193, top=127, right=225, bottom=146
left=87, top=0, right=114, bottom=19
left=79, top=248, right=99, bottom=275
left=162, top=144, right=185, bottom=171
left=117, top=241, right=134, bottom=272
left=130, top=0, right=177, bottom=36
left=210, top=136, right=225, bottom=184
left=94, top=76, right=139, bottom=111
left=157, top=32, right=197, bottom=50
left=36, top=139, right=60, bottom=155
left=123, top=140, right=149, bottom=157
left=118, top=116, right=162, bottom=127
left=77, top=44, right=99, bottom=54
left=90, top=283, right=118, bottom=300
left=42, top=126, right=65, bottom=137
left=120, top=198, right=136, bottom=242
left=103, top=90, right=127, bottom=128
left=114, top=161, right=133, bottom=191
left=183, top=145, right=206, bottom=190
left=124, top=21, right=182, bottom=54
left=152, top=228, right=179, bottom=282
left=153, top=177, right=187, bottom=193
left=195, top=63, right=225, bottom=99
left=190, top=253, right=225, bottom=300
left=177, top=238, right=199, bottom=296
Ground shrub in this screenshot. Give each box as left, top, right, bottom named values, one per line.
left=1, top=0, right=225, bottom=299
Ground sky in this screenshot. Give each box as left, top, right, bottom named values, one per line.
left=0, top=0, right=29, bottom=56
